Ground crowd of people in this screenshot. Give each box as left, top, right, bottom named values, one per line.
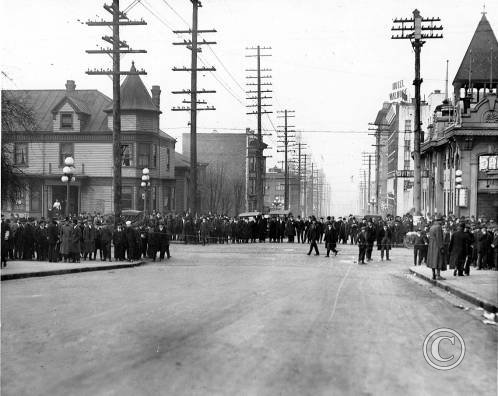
left=413, top=215, right=498, bottom=280
left=1, top=214, right=171, bottom=267
left=1, top=211, right=497, bottom=277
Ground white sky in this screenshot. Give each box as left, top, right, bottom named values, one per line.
left=2, top=0, right=497, bottom=214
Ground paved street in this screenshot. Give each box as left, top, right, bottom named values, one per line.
left=1, top=243, right=497, bottom=396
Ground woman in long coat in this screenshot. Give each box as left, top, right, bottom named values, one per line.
left=59, top=220, right=73, bottom=262
left=427, top=218, right=446, bottom=280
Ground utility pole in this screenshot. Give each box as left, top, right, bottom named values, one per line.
left=296, top=142, right=307, bottom=216
left=303, top=153, right=308, bottom=217
left=392, top=9, right=443, bottom=215
left=171, top=0, right=216, bottom=217
left=310, top=163, right=314, bottom=215
left=361, top=152, right=375, bottom=214
left=246, top=46, right=272, bottom=212
left=86, top=0, right=147, bottom=225
left=277, top=110, right=295, bottom=211
left=369, top=122, right=388, bottom=214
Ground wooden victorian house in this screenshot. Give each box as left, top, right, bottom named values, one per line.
left=2, top=63, right=176, bottom=217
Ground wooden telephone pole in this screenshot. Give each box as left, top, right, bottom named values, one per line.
left=392, top=9, right=443, bottom=215
left=246, top=46, right=272, bottom=212
left=86, top=0, right=147, bottom=225
left=296, top=142, right=307, bottom=217
left=172, top=0, right=216, bottom=217
left=277, top=110, right=295, bottom=210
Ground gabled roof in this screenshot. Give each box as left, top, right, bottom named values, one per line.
left=3, top=89, right=111, bottom=132
left=51, top=95, right=91, bottom=115
left=454, top=14, right=498, bottom=84
left=105, top=62, right=160, bottom=113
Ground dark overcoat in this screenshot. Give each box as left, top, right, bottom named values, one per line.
left=60, top=224, right=73, bottom=255
left=449, top=230, right=470, bottom=269
left=427, top=221, right=445, bottom=270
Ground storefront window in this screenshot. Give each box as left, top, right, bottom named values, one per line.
left=479, top=155, right=498, bottom=171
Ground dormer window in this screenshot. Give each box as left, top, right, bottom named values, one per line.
left=60, top=113, right=73, bottom=129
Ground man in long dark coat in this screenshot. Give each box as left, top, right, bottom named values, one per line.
left=70, top=220, right=81, bottom=263
left=101, top=221, right=113, bottom=262
left=449, top=223, right=470, bottom=276
left=47, top=219, right=59, bottom=262
left=427, top=217, right=446, bottom=280
left=306, top=217, right=320, bottom=256
left=324, top=222, right=338, bottom=257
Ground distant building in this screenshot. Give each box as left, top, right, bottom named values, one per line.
left=182, top=131, right=266, bottom=215
left=420, top=13, right=498, bottom=220
left=371, top=98, right=433, bottom=216
left=264, top=166, right=300, bottom=215
left=2, top=63, right=176, bottom=217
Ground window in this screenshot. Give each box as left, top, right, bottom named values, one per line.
left=60, top=113, right=73, bottom=129
left=166, top=148, right=170, bottom=171
left=250, top=179, right=256, bottom=194
left=248, top=156, right=256, bottom=172
left=138, top=143, right=150, bottom=168
left=30, top=184, right=41, bottom=212
left=404, top=119, right=412, bottom=132
left=479, top=155, right=498, bottom=171
left=122, top=186, right=133, bottom=210
left=121, top=144, right=133, bottom=167
left=151, top=144, right=157, bottom=168
left=14, top=143, right=28, bottom=166
left=59, top=143, right=74, bottom=166
left=404, top=160, right=411, bottom=170
left=276, top=184, right=285, bottom=191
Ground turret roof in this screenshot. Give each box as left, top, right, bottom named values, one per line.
left=105, top=62, right=159, bottom=112
left=453, top=14, right=498, bottom=85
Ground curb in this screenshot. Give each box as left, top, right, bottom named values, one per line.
left=409, top=268, right=497, bottom=313
left=1, top=261, right=146, bottom=281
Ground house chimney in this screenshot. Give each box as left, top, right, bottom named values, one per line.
left=151, top=85, right=161, bottom=109
left=65, top=80, right=76, bottom=94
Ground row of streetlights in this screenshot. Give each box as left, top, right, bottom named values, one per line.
left=60, top=158, right=152, bottom=218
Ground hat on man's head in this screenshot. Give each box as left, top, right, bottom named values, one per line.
left=125, top=220, right=131, bottom=226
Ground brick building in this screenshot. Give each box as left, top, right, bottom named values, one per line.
left=2, top=63, right=176, bottom=217
left=182, top=131, right=266, bottom=215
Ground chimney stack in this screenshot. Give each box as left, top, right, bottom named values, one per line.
left=151, top=85, right=161, bottom=109
left=65, top=80, right=76, bottom=94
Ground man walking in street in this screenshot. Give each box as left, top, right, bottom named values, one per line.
left=307, top=217, right=320, bottom=256
left=357, top=226, right=367, bottom=264
left=324, top=222, right=338, bottom=257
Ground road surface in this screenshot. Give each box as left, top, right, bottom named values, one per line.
left=2, top=243, right=496, bottom=395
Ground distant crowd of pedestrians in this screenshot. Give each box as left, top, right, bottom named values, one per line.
left=1, top=211, right=496, bottom=277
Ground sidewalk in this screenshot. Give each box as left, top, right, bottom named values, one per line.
left=410, top=265, right=498, bottom=313
left=1, top=259, right=146, bottom=281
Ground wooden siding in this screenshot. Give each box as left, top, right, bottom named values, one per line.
left=53, top=103, right=80, bottom=132
left=81, top=184, right=112, bottom=214
left=74, top=143, right=113, bottom=177
left=137, top=113, right=157, bottom=131
left=107, top=114, right=137, bottom=131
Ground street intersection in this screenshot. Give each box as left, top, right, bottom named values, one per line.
left=1, top=243, right=497, bottom=395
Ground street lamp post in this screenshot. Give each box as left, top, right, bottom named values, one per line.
left=273, top=196, right=283, bottom=210
left=61, top=156, right=76, bottom=217
left=141, top=168, right=150, bottom=219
